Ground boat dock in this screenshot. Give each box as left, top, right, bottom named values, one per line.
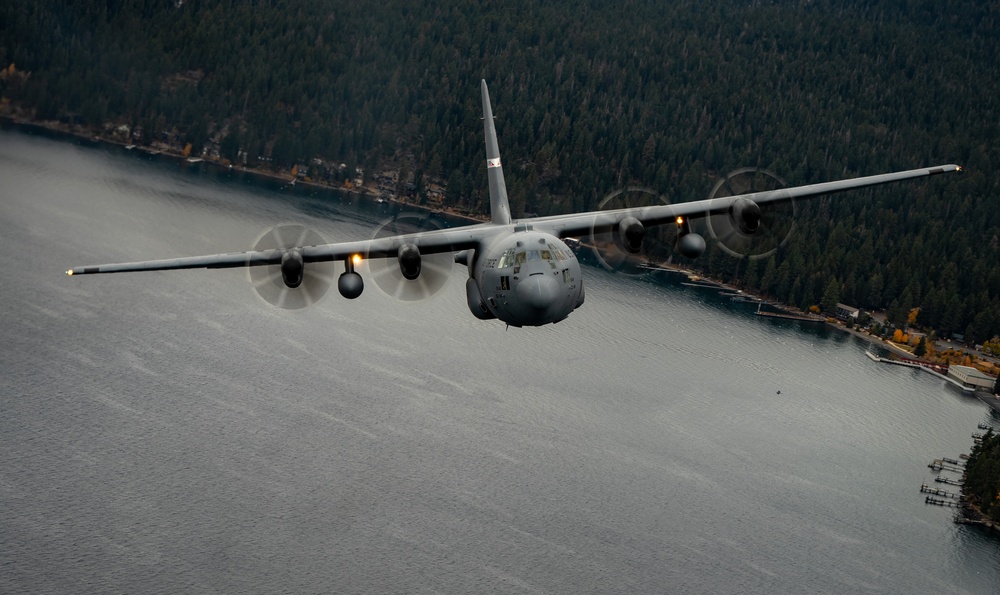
left=925, top=496, right=961, bottom=508
left=928, top=458, right=964, bottom=473
left=920, top=484, right=960, bottom=499
left=681, top=282, right=725, bottom=290
left=865, top=351, right=921, bottom=368
left=922, top=452, right=969, bottom=509
left=753, top=302, right=824, bottom=323
left=755, top=310, right=824, bottom=322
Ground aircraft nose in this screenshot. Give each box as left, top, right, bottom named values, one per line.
left=516, top=273, right=560, bottom=313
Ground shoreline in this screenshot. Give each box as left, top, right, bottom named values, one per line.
left=651, top=259, right=999, bottom=379
left=0, top=114, right=488, bottom=226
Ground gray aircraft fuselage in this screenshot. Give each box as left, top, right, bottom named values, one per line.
left=471, top=230, right=583, bottom=327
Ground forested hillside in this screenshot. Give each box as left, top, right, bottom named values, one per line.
left=1, top=0, right=997, bottom=339
left=963, top=431, right=1000, bottom=525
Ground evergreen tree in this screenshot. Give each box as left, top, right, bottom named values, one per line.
left=820, top=278, right=841, bottom=315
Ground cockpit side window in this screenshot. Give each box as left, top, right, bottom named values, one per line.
left=498, top=249, right=515, bottom=268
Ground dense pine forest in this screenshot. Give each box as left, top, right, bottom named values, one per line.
left=1, top=0, right=998, bottom=340
left=963, top=431, right=1000, bottom=525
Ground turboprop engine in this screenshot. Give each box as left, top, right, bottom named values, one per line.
left=730, top=197, right=762, bottom=235
left=398, top=243, right=421, bottom=280
left=280, top=250, right=305, bottom=288
left=618, top=216, right=645, bottom=253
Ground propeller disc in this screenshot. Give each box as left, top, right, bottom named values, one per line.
left=368, top=212, right=454, bottom=302
left=589, top=187, right=674, bottom=274
left=248, top=224, right=335, bottom=309
left=706, top=168, right=795, bottom=260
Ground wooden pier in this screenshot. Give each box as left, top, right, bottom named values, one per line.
left=680, top=282, right=724, bottom=290
left=934, top=476, right=963, bottom=486
left=920, top=484, right=960, bottom=499
left=925, top=496, right=961, bottom=508
left=755, top=310, right=824, bottom=322
left=928, top=458, right=964, bottom=472
left=866, top=351, right=920, bottom=367
left=748, top=301, right=825, bottom=323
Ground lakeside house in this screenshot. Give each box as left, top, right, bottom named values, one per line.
left=835, top=303, right=860, bottom=321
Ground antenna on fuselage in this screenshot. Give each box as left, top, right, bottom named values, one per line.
left=481, top=80, right=512, bottom=226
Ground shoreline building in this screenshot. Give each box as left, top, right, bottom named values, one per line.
left=835, top=303, right=860, bottom=321
left=947, top=365, right=996, bottom=391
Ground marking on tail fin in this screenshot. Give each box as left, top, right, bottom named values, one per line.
left=481, top=80, right=512, bottom=225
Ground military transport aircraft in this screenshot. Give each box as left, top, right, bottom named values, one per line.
left=67, top=80, right=961, bottom=327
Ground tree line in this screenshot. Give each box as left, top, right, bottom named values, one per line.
left=963, top=431, right=1000, bottom=525
left=1, top=0, right=997, bottom=340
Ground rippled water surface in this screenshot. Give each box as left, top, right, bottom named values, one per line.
left=2, top=127, right=999, bottom=593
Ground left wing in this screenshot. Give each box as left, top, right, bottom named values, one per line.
left=67, top=223, right=497, bottom=276
left=527, top=164, right=961, bottom=239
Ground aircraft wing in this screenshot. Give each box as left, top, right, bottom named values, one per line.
left=67, top=224, right=494, bottom=276
left=525, top=164, right=961, bottom=238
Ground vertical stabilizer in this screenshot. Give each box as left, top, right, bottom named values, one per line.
left=481, top=80, right=512, bottom=225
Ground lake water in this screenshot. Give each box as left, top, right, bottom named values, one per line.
left=1, top=126, right=998, bottom=593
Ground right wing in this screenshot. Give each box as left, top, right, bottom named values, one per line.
left=526, top=164, right=961, bottom=239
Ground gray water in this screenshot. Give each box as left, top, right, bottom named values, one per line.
left=1, top=127, right=998, bottom=594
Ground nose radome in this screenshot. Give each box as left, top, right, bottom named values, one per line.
left=516, top=274, right=560, bottom=312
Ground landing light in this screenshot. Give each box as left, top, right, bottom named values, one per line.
left=676, top=216, right=684, bottom=225
left=66, top=269, right=73, bottom=276
left=956, top=165, right=963, bottom=172
left=352, top=254, right=362, bottom=265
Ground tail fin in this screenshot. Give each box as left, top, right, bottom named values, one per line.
left=481, top=80, right=512, bottom=225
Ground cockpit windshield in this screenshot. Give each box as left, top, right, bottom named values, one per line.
left=498, top=244, right=574, bottom=269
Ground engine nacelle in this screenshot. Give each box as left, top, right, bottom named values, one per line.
left=618, top=216, right=645, bottom=253
left=338, top=271, right=363, bottom=299
left=676, top=233, right=706, bottom=259
left=280, top=250, right=304, bottom=288
left=398, top=243, right=421, bottom=280
left=730, top=197, right=761, bottom=235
